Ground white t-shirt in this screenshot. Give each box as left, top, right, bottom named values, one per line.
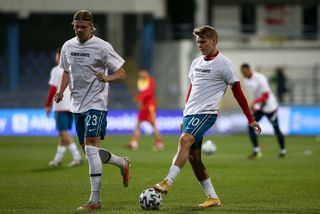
left=243, top=71, right=278, bottom=113
left=184, top=52, right=239, bottom=116
left=48, top=65, right=71, bottom=111
left=60, top=36, right=125, bottom=113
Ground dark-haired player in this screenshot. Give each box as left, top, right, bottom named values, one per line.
left=241, top=63, right=286, bottom=159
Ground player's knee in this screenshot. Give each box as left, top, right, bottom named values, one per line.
left=179, top=134, right=195, bottom=148
left=85, top=137, right=99, bottom=146
left=59, top=131, right=70, bottom=144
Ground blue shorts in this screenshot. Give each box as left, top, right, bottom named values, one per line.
left=54, top=111, right=73, bottom=132
left=74, top=109, right=107, bottom=145
left=182, top=114, right=217, bottom=149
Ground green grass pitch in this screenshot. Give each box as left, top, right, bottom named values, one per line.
left=0, top=135, right=319, bottom=213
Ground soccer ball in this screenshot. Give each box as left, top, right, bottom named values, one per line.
left=202, top=140, right=217, bottom=155
left=139, top=188, right=162, bottom=210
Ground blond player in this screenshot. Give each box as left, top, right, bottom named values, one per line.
left=54, top=10, right=131, bottom=210
left=45, top=47, right=82, bottom=167
left=154, top=26, right=261, bottom=208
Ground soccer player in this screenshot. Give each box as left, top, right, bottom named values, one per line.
left=45, top=47, right=82, bottom=167
left=240, top=63, right=287, bottom=158
left=127, top=69, right=164, bottom=151
left=153, top=25, right=261, bottom=208
left=54, top=10, right=131, bottom=210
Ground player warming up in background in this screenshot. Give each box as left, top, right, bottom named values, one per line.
left=45, top=47, right=82, bottom=167
left=154, top=25, right=261, bottom=208
left=54, top=10, right=131, bottom=210
left=240, top=63, right=287, bottom=159
left=127, top=69, right=164, bottom=151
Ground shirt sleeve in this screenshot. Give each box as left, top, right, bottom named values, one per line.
left=105, top=43, right=125, bottom=73
left=59, top=44, right=70, bottom=72
left=48, top=67, right=59, bottom=87
left=188, top=59, right=197, bottom=80
left=222, top=62, right=239, bottom=86
left=258, top=75, right=271, bottom=93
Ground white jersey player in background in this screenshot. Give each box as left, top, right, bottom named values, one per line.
left=54, top=10, right=131, bottom=210
left=154, top=25, right=261, bottom=208
left=241, top=63, right=286, bottom=159
left=45, top=47, right=82, bottom=167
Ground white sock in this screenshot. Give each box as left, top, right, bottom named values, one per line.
left=165, top=165, right=181, bottom=185
left=68, top=143, right=82, bottom=161
left=200, top=178, right=218, bottom=199
left=130, top=141, right=138, bottom=148
left=280, top=149, right=287, bottom=154
left=107, top=153, right=125, bottom=169
left=53, top=145, right=67, bottom=163
left=85, top=146, right=102, bottom=203
left=254, top=147, right=261, bottom=153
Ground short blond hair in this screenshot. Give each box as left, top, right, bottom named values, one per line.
left=71, top=9, right=96, bottom=31
left=193, top=25, right=218, bottom=42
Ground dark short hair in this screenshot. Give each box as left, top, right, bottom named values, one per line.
left=193, top=25, right=218, bottom=42
left=73, top=10, right=93, bottom=22
left=241, top=63, right=251, bottom=69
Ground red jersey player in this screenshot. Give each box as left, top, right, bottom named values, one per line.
left=127, top=69, right=164, bottom=151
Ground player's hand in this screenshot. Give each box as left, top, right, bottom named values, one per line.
left=45, top=106, right=51, bottom=117
left=249, top=121, right=261, bottom=134
left=54, top=92, right=63, bottom=103
left=95, top=72, right=108, bottom=82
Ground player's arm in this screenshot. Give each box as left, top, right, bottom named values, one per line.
left=54, top=70, right=70, bottom=103
left=95, top=67, right=126, bottom=83
left=253, top=76, right=270, bottom=105
left=45, top=85, right=57, bottom=116
left=253, top=92, right=269, bottom=105
left=231, top=81, right=261, bottom=134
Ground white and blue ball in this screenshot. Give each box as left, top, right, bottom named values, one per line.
left=139, top=188, right=162, bottom=210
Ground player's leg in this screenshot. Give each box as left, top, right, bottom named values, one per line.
left=95, top=111, right=131, bottom=187
left=154, top=114, right=216, bottom=194
left=189, top=148, right=221, bottom=207
left=49, top=111, right=68, bottom=166
left=152, top=125, right=164, bottom=150
left=128, top=121, right=141, bottom=150
left=247, top=111, right=264, bottom=159
left=148, top=105, right=164, bottom=150
left=99, top=148, right=131, bottom=187
left=82, top=137, right=102, bottom=208
left=73, top=113, right=99, bottom=209
left=266, top=111, right=286, bottom=157
left=154, top=132, right=194, bottom=194
left=77, top=110, right=105, bottom=210
left=60, top=112, right=83, bottom=167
